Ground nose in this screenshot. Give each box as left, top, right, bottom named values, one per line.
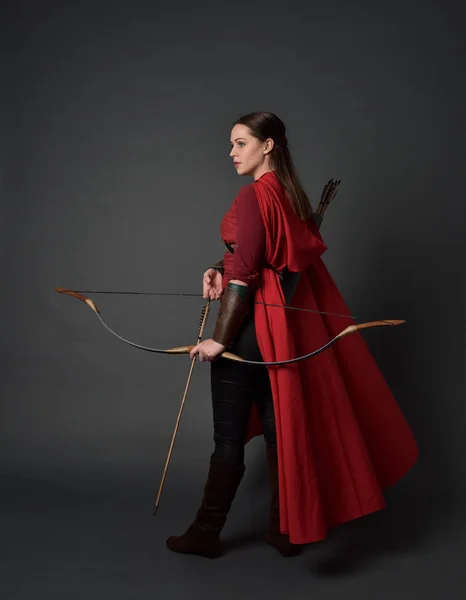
left=229, top=147, right=236, bottom=157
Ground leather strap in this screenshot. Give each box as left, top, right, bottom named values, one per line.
left=312, top=212, right=323, bottom=229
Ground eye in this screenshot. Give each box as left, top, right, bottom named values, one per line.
left=238, top=142, right=245, bottom=147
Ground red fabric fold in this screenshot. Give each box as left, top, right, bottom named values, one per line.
left=220, top=172, right=418, bottom=544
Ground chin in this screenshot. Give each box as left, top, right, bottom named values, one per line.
left=236, top=167, right=251, bottom=177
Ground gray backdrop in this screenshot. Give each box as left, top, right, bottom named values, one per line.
left=2, top=0, right=466, bottom=598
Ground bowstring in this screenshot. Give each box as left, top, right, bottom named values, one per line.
left=74, top=290, right=358, bottom=321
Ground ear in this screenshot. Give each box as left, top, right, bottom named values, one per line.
left=263, top=138, right=274, bottom=155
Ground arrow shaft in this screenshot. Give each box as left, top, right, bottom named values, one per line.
left=153, top=300, right=211, bottom=515
left=153, top=354, right=197, bottom=515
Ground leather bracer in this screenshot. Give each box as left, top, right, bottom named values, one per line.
left=212, top=283, right=250, bottom=347
left=209, top=259, right=224, bottom=276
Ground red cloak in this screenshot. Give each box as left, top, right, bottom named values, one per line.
left=220, top=172, right=418, bottom=545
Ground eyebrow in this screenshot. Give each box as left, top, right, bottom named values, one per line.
left=230, top=138, right=246, bottom=143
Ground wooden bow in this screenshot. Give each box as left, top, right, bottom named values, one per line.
left=55, top=288, right=405, bottom=366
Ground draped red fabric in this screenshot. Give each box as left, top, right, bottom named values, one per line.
left=220, top=172, right=418, bottom=544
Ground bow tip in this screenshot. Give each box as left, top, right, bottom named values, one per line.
left=55, top=288, right=100, bottom=313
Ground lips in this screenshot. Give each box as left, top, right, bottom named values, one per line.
left=234, top=162, right=241, bottom=166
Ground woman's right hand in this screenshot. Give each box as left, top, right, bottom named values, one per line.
left=203, top=268, right=223, bottom=300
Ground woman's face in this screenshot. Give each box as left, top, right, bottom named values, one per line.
left=229, top=124, right=272, bottom=178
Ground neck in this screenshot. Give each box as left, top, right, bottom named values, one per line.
left=252, top=164, right=273, bottom=181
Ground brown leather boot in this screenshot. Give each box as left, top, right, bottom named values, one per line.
left=265, top=446, right=303, bottom=557
left=166, top=455, right=245, bottom=558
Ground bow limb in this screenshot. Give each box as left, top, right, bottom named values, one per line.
left=219, top=320, right=405, bottom=366
left=56, top=288, right=197, bottom=355
left=55, top=288, right=405, bottom=366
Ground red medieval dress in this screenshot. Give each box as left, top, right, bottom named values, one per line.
left=219, top=171, right=418, bottom=545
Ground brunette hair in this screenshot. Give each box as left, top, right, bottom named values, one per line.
left=233, top=111, right=312, bottom=221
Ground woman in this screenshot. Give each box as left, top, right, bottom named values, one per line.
left=166, top=112, right=418, bottom=559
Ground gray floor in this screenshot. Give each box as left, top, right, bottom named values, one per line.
left=2, top=468, right=465, bottom=600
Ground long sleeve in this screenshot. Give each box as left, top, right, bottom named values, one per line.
left=231, top=184, right=266, bottom=290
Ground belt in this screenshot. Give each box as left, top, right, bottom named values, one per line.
left=225, top=242, right=237, bottom=254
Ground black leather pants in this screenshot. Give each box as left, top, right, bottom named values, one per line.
left=210, top=309, right=277, bottom=466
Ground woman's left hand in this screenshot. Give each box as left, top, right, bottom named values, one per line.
left=190, top=339, right=226, bottom=362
